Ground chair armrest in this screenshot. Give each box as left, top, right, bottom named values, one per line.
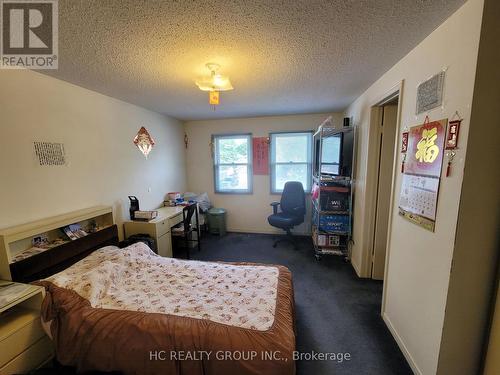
left=270, top=202, right=280, bottom=214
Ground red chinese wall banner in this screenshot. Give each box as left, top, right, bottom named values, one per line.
left=252, top=137, right=269, bottom=175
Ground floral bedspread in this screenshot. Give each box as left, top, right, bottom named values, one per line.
left=45, top=242, right=279, bottom=331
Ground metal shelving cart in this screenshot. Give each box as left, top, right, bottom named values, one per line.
left=311, top=118, right=355, bottom=261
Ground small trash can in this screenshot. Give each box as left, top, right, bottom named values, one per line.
left=207, top=208, right=227, bottom=236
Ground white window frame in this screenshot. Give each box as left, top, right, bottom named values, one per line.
left=212, top=133, right=253, bottom=194
left=270, top=131, right=313, bottom=194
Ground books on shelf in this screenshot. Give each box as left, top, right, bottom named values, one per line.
left=9, top=223, right=112, bottom=264
left=63, top=223, right=88, bottom=240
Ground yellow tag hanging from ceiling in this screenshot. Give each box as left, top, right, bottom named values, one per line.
left=195, top=63, right=233, bottom=109
left=209, top=91, right=220, bottom=105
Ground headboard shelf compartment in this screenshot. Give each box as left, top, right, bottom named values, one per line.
left=10, top=225, right=118, bottom=283
left=0, top=206, right=115, bottom=281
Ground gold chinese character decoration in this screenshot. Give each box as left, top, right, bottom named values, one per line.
left=415, top=127, right=439, bottom=163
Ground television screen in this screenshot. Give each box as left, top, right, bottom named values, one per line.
left=320, top=133, right=342, bottom=175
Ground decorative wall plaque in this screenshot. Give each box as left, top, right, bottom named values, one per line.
left=445, top=119, right=461, bottom=150
left=416, top=71, right=445, bottom=114
left=401, top=131, right=409, bottom=153
left=133, top=126, right=155, bottom=158
left=34, top=142, right=66, bottom=166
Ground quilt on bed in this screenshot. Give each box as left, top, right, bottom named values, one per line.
left=36, top=242, right=296, bottom=375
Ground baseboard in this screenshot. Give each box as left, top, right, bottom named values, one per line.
left=351, top=257, right=363, bottom=277
left=382, top=312, right=421, bottom=375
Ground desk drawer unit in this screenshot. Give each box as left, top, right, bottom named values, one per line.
left=155, top=219, right=170, bottom=237
left=157, top=233, right=172, bottom=258
left=124, top=207, right=184, bottom=259
left=168, top=213, right=183, bottom=228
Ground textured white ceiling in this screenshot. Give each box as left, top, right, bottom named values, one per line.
left=44, top=0, right=465, bottom=120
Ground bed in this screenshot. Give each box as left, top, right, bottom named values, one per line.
left=30, top=228, right=296, bottom=375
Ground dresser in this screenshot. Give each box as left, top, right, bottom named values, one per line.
left=123, top=206, right=184, bottom=258
left=0, top=282, right=53, bottom=374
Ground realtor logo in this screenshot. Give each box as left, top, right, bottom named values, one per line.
left=1, top=0, right=58, bottom=69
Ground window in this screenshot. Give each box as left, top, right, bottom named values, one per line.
left=213, top=134, right=252, bottom=193
left=270, top=131, right=313, bottom=193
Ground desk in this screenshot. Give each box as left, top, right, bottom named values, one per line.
left=123, top=206, right=184, bottom=258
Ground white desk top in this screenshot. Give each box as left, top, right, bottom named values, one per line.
left=123, top=206, right=184, bottom=225
left=149, top=206, right=184, bottom=223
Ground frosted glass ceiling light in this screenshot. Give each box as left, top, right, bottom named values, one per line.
left=195, top=63, right=234, bottom=109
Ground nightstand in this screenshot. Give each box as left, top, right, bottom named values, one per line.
left=0, top=281, right=53, bottom=375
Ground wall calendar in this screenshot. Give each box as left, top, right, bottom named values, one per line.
left=398, top=118, right=447, bottom=232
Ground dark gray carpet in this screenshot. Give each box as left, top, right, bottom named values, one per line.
left=186, top=232, right=412, bottom=375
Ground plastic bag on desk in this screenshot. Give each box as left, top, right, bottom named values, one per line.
left=183, top=192, right=198, bottom=201
left=195, top=192, right=211, bottom=213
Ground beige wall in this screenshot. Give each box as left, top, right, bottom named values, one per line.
left=437, top=0, right=500, bottom=372
left=184, top=113, right=343, bottom=234
left=344, top=0, right=484, bottom=373
left=484, top=285, right=500, bottom=375
left=0, top=70, right=186, bottom=237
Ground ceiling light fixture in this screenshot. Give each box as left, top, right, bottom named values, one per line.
left=195, top=63, right=233, bottom=110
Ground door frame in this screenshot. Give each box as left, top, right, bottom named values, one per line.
left=360, top=81, right=404, bottom=285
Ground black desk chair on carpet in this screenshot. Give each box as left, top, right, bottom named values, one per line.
left=267, top=181, right=306, bottom=249
left=171, top=203, right=201, bottom=259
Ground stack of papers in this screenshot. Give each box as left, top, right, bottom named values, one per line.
left=0, top=282, right=35, bottom=310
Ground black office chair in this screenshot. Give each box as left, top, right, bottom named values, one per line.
left=267, top=181, right=306, bottom=249
left=171, top=203, right=201, bottom=259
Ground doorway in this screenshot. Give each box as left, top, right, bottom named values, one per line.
left=370, top=96, right=399, bottom=280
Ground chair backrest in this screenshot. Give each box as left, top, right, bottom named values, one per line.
left=182, top=203, right=197, bottom=232
left=280, top=181, right=306, bottom=217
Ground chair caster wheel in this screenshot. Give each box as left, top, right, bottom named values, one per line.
left=315, top=254, right=321, bottom=261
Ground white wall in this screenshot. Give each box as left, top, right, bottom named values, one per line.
left=184, top=113, right=343, bottom=234
left=344, top=0, right=484, bottom=374
left=0, top=70, right=186, bottom=237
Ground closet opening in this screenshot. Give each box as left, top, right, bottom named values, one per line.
left=361, top=83, right=403, bottom=282
left=370, top=95, right=399, bottom=280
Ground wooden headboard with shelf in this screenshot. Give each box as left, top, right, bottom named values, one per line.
left=0, top=206, right=118, bottom=282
